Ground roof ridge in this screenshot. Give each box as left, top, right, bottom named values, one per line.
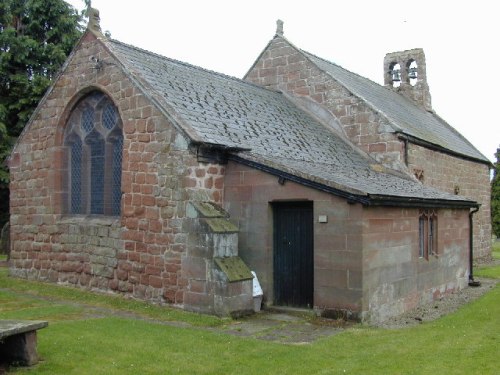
left=301, top=49, right=488, bottom=163
left=106, top=38, right=279, bottom=94
left=302, top=49, right=442, bottom=113
left=301, top=49, right=389, bottom=90
left=301, top=48, right=404, bottom=132
left=301, top=48, right=423, bottom=109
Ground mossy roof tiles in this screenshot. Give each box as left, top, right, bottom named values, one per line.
left=104, top=38, right=476, bottom=206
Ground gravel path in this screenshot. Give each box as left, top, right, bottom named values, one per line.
left=374, top=256, right=499, bottom=329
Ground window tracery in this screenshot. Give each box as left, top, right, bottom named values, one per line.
left=63, top=92, right=123, bottom=216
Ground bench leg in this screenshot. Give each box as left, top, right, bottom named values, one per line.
left=0, top=331, right=39, bottom=366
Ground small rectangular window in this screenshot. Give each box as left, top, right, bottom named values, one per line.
left=419, top=210, right=438, bottom=259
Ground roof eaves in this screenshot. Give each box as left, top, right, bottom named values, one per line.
left=397, top=132, right=493, bottom=167
left=366, top=194, right=479, bottom=209
left=228, top=153, right=370, bottom=203
left=228, top=153, right=479, bottom=209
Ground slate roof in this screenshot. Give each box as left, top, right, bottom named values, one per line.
left=303, top=51, right=489, bottom=163
left=105, top=38, right=476, bottom=206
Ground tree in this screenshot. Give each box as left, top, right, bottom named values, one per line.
left=492, top=147, right=500, bottom=238
left=0, top=0, right=84, bottom=226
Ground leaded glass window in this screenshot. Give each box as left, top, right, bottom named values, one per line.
left=82, top=108, right=94, bottom=133
left=111, top=135, right=123, bottom=216
left=102, top=105, right=116, bottom=130
left=69, top=137, right=82, bottom=214
left=63, top=92, right=123, bottom=216
left=88, top=132, right=105, bottom=214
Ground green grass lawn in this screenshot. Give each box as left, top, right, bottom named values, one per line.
left=0, top=269, right=222, bottom=327
left=475, top=265, right=500, bottom=279
left=492, top=241, right=500, bottom=259
left=0, top=254, right=7, bottom=261
left=1, top=268, right=499, bottom=374
left=475, top=241, right=500, bottom=279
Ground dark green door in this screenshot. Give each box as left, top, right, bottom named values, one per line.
left=273, top=202, right=313, bottom=308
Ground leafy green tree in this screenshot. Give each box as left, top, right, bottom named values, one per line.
left=0, top=0, right=84, bottom=226
left=492, top=147, right=500, bottom=238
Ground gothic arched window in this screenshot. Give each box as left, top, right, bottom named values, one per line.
left=64, top=92, right=123, bottom=216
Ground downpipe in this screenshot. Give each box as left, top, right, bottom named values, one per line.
left=468, top=206, right=481, bottom=287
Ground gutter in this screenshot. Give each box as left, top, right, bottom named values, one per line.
left=397, top=133, right=493, bottom=167
left=366, top=195, right=478, bottom=209
left=468, top=206, right=481, bottom=287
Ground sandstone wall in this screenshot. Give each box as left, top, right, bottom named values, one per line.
left=8, top=32, right=247, bottom=314
left=224, top=161, right=471, bottom=322
left=361, top=206, right=470, bottom=323
left=408, top=144, right=491, bottom=259
left=245, top=37, right=491, bottom=259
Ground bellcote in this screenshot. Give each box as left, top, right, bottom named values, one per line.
left=384, top=48, right=432, bottom=111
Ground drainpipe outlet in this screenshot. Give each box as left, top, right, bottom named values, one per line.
left=468, top=206, right=481, bottom=287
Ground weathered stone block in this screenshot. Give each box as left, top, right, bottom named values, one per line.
left=91, top=264, right=114, bottom=278
left=184, top=292, right=213, bottom=312
left=181, top=256, right=207, bottom=280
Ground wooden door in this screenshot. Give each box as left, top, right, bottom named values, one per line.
left=273, top=202, right=313, bottom=308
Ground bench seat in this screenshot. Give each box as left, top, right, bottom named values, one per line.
left=0, top=320, right=48, bottom=366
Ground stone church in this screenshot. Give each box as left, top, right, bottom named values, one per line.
left=8, top=11, right=491, bottom=322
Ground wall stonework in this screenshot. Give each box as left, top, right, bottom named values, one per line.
left=408, top=144, right=491, bottom=258
left=224, top=161, right=471, bottom=322
left=223, top=161, right=364, bottom=315
left=9, top=217, right=122, bottom=288
left=8, top=32, right=249, bottom=315
left=245, top=37, right=491, bottom=259
left=361, top=207, right=470, bottom=323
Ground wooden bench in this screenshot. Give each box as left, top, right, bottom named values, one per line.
left=0, top=320, right=48, bottom=366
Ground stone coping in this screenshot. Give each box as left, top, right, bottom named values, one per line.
left=0, top=320, right=48, bottom=339
left=214, top=257, right=253, bottom=282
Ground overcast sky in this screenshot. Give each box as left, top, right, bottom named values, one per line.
left=66, top=0, right=499, bottom=163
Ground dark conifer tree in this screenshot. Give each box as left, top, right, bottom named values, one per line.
left=0, top=0, right=83, bottom=226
